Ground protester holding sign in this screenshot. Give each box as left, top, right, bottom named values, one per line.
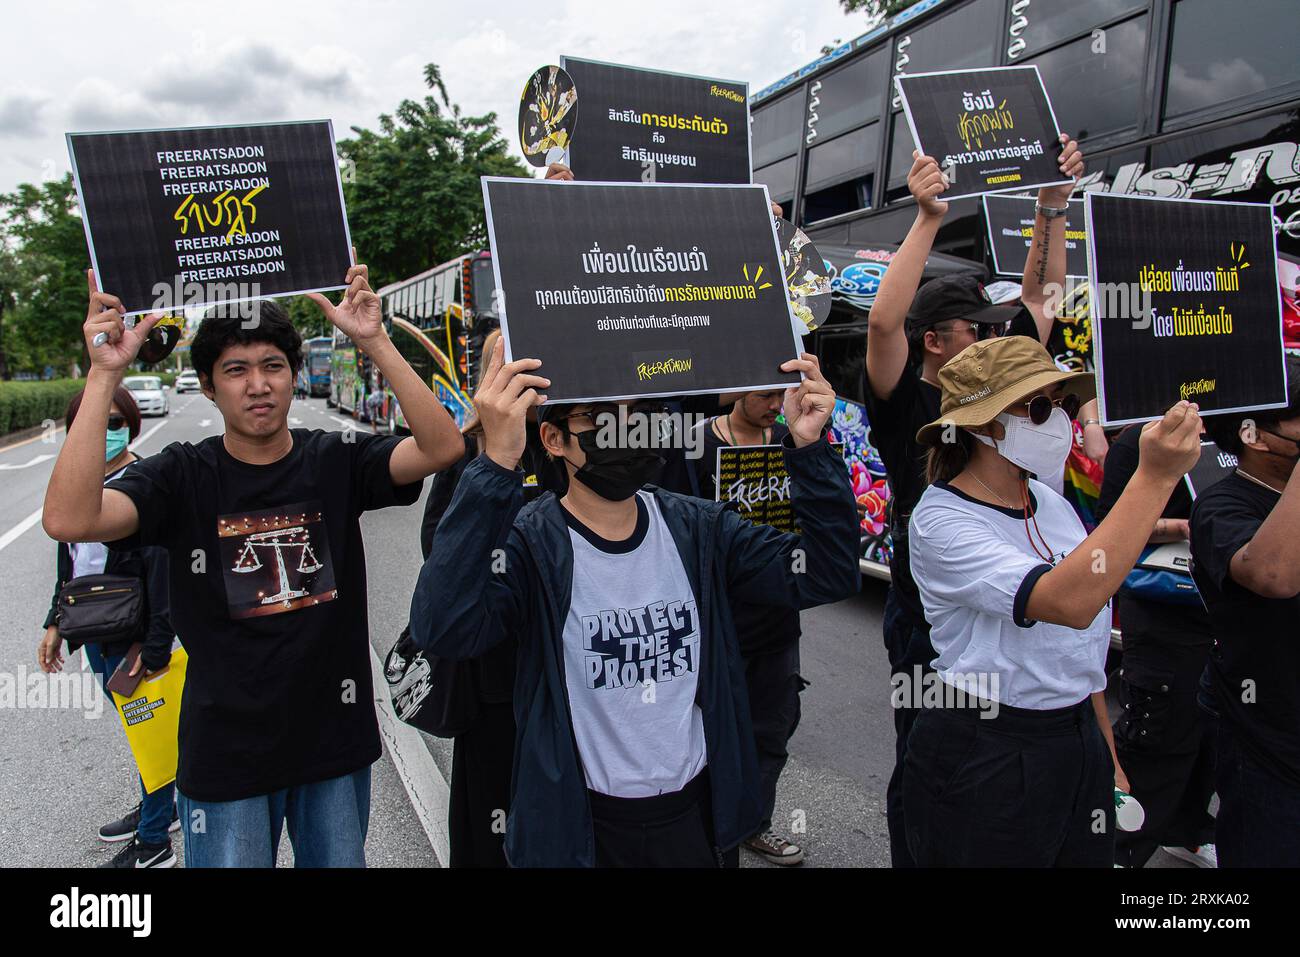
left=693, top=391, right=805, bottom=866
left=1097, top=425, right=1218, bottom=869
left=41, top=261, right=466, bottom=868
left=1192, top=357, right=1300, bottom=867
left=408, top=341, right=857, bottom=867
left=862, top=135, right=1083, bottom=867
left=905, top=336, right=1201, bottom=866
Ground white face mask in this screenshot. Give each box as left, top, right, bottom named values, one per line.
left=972, top=407, right=1073, bottom=481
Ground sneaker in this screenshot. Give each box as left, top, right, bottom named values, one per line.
left=1162, top=844, right=1218, bottom=868
left=99, top=837, right=176, bottom=869
left=98, top=802, right=182, bottom=843
left=742, top=830, right=804, bottom=866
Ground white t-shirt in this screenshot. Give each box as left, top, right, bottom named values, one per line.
left=561, top=491, right=707, bottom=798
left=908, top=479, right=1110, bottom=710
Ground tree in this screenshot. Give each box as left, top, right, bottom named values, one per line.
left=839, top=0, right=921, bottom=20
left=337, top=63, right=530, bottom=295
left=0, top=176, right=90, bottom=378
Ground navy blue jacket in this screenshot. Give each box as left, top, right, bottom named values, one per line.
left=409, top=434, right=859, bottom=867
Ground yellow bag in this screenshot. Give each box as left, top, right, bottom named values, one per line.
left=112, top=647, right=188, bottom=794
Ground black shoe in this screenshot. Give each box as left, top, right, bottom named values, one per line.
left=99, top=836, right=176, bottom=869
left=99, top=802, right=182, bottom=843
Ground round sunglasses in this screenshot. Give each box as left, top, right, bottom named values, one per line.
left=1013, top=393, right=1081, bottom=425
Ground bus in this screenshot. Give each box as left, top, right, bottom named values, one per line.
left=298, top=336, right=332, bottom=398
left=329, top=329, right=363, bottom=414
left=345, top=250, right=498, bottom=432
left=750, top=0, right=1299, bottom=579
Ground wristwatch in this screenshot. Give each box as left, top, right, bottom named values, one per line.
left=1036, top=202, right=1069, bottom=219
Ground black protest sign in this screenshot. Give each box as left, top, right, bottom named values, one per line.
left=1086, top=192, right=1287, bottom=425
left=1185, top=440, right=1239, bottom=500
left=715, top=442, right=844, bottom=533
left=895, top=66, right=1069, bottom=201
left=68, top=120, right=352, bottom=316
left=483, top=178, right=800, bottom=403
left=983, top=195, right=1087, bottom=278
left=559, top=56, right=750, bottom=185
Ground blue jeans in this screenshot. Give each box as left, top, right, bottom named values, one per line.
left=177, top=766, right=372, bottom=868
left=1215, top=722, right=1300, bottom=867
left=85, top=643, right=176, bottom=845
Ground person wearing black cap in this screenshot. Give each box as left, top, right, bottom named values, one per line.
left=866, top=138, right=1085, bottom=867
left=905, top=337, right=1201, bottom=866
left=408, top=339, right=859, bottom=867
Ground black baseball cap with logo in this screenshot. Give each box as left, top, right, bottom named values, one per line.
left=904, top=274, right=1024, bottom=340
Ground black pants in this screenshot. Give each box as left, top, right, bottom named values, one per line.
left=903, top=698, right=1115, bottom=867
left=448, top=702, right=516, bottom=868
left=1112, top=608, right=1216, bottom=868
left=882, top=585, right=935, bottom=868
left=590, top=771, right=739, bottom=868
left=743, top=641, right=803, bottom=833
left=1216, top=722, right=1300, bottom=867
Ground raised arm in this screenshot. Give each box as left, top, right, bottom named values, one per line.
left=1020, top=134, right=1084, bottom=342
left=1228, top=468, right=1300, bottom=598
left=1025, top=402, right=1202, bottom=628
left=865, top=152, right=948, bottom=400
left=42, top=271, right=152, bottom=544
left=309, top=254, right=465, bottom=484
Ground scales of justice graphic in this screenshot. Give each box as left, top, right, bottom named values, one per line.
left=231, top=526, right=324, bottom=605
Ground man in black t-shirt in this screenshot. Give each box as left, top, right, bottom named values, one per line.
left=865, top=138, right=1085, bottom=866
left=695, top=389, right=805, bottom=866
left=43, top=265, right=465, bottom=868
left=1192, top=359, right=1300, bottom=867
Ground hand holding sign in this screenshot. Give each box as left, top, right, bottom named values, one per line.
left=1137, top=400, right=1204, bottom=486
left=84, top=270, right=162, bottom=373
left=780, top=352, right=835, bottom=447
left=308, top=254, right=384, bottom=349
left=475, top=337, right=550, bottom=470
left=908, top=151, right=950, bottom=219
left=1039, top=134, right=1083, bottom=206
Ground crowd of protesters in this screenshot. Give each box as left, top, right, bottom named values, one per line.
left=35, top=139, right=1299, bottom=870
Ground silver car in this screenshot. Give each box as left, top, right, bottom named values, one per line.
left=123, top=375, right=170, bottom=417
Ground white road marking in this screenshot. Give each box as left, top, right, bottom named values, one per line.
left=289, top=417, right=302, bottom=425
left=368, top=646, right=449, bottom=865
left=199, top=419, right=212, bottom=428
left=0, top=453, right=55, bottom=471
left=130, top=418, right=170, bottom=450
left=0, top=507, right=43, bottom=554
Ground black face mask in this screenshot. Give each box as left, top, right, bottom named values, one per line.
left=568, top=429, right=665, bottom=501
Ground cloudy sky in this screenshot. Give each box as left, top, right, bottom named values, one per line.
left=0, top=0, right=871, bottom=194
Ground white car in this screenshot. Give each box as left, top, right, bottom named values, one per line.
left=174, top=370, right=201, bottom=393
left=123, top=375, right=170, bottom=417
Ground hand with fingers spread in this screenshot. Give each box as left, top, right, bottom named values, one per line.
left=308, top=249, right=384, bottom=348
left=780, top=352, right=835, bottom=448
left=474, top=337, right=550, bottom=469
left=1038, top=133, right=1085, bottom=207
left=83, top=270, right=162, bottom=373
left=1137, top=401, right=1203, bottom=485
left=907, top=151, right=950, bottom=220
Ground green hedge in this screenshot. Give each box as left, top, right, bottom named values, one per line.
left=0, top=379, right=87, bottom=436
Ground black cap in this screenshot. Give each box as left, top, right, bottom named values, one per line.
left=904, top=274, right=1022, bottom=339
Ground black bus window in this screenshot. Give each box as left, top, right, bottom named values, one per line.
left=1028, top=14, right=1146, bottom=143
left=754, top=155, right=797, bottom=208
left=805, top=124, right=879, bottom=196
left=1012, top=0, right=1145, bottom=60
left=892, top=0, right=1001, bottom=77
left=1164, top=0, right=1299, bottom=122
left=808, top=49, right=889, bottom=144
left=752, top=90, right=804, bottom=169
left=885, top=111, right=915, bottom=204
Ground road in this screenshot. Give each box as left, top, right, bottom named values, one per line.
left=0, top=393, right=1194, bottom=868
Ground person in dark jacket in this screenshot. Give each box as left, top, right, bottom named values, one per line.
left=409, top=340, right=859, bottom=867
left=36, top=385, right=178, bottom=868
